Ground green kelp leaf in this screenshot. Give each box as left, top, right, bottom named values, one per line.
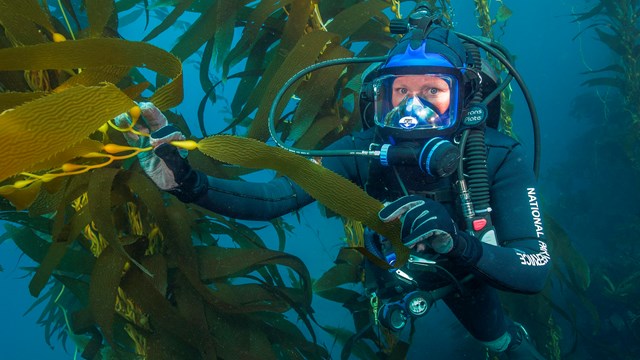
left=86, top=0, right=114, bottom=37
left=89, top=245, right=127, bottom=346
left=56, top=276, right=90, bottom=309
left=594, top=28, right=625, bottom=55
left=5, top=223, right=94, bottom=276
left=60, top=0, right=82, bottom=32
left=270, top=218, right=292, bottom=252
left=325, top=0, right=388, bottom=39
left=29, top=204, right=95, bottom=296
left=571, top=2, right=604, bottom=22
left=117, top=7, right=144, bottom=27
left=0, top=84, right=134, bottom=182
left=87, top=168, right=152, bottom=278
left=289, top=45, right=353, bottom=143
left=223, top=0, right=293, bottom=77
left=197, top=37, right=216, bottom=136
left=232, top=0, right=310, bottom=124
left=257, top=312, right=328, bottom=359
left=195, top=135, right=406, bottom=264
left=545, top=215, right=590, bottom=290
left=121, top=266, right=218, bottom=358
left=293, top=114, right=342, bottom=151
left=246, top=30, right=342, bottom=140
left=496, top=3, right=513, bottom=22
left=143, top=0, right=195, bottom=42
left=213, top=0, right=248, bottom=70
left=322, top=326, right=379, bottom=360
left=170, top=2, right=217, bottom=62
left=581, top=64, right=625, bottom=75
left=581, top=77, right=624, bottom=89
left=229, top=32, right=277, bottom=117
left=212, top=282, right=293, bottom=313
left=196, top=246, right=310, bottom=293
left=313, top=263, right=360, bottom=294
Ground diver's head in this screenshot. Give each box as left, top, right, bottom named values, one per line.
left=369, top=26, right=474, bottom=141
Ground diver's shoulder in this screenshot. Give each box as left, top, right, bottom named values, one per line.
left=484, top=127, right=520, bottom=149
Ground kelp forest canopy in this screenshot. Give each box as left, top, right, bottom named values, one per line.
left=0, top=0, right=619, bottom=359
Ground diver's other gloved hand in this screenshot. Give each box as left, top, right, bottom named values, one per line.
left=378, top=195, right=483, bottom=266
left=114, top=102, right=207, bottom=202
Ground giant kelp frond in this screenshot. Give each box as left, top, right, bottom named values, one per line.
left=0, top=84, right=133, bottom=183
left=182, top=135, right=405, bottom=261
left=575, top=0, right=640, bottom=130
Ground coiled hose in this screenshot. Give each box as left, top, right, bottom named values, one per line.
left=463, top=128, right=491, bottom=211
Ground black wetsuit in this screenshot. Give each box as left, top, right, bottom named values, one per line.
left=191, top=127, right=551, bottom=344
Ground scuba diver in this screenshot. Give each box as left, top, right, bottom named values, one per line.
left=115, top=3, right=550, bottom=359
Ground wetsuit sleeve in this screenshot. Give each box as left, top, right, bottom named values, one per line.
left=189, top=135, right=362, bottom=221
left=193, top=176, right=314, bottom=221
left=468, top=143, right=551, bottom=294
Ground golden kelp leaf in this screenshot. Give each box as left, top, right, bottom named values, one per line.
left=246, top=30, right=341, bottom=140
left=0, top=84, right=134, bottom=182
left=54, top=66, right=132, bottom=92
left=195, top=135, right=407, bottom=263
left=26, top=138, right=105, bottom=174
left=86, top=0, right=114, bottom=37
left=0, top=38, right=183, bottom=110
left=0, top=179, right=42, bottom=210
left=0, top=0, right=52, bottom=45
left=0, top=91, right=46, bottom=112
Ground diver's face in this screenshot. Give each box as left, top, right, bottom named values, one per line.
left=391, top=75, right=451, bottom=114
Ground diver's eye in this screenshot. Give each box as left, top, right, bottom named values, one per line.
left=428, top=88, right=439, bottom=95
left=397, top=88, right=408, bottom=95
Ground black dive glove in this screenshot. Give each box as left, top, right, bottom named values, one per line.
left=378, top=195, right=483, bottom=266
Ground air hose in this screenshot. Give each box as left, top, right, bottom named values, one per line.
left=463, top=129, right=491, bottom=211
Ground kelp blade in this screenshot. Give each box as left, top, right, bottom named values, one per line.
left=195, top=135, right=407, bottom=263
left=0, top=38, right=183, bottom=110
left=0, top=84, right=134, bottom=182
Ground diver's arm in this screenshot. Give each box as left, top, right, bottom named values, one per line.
left=171, top=134, right=363, bottom=221
left=192, top=176, right=314, bottom=221
left=457, top=142, right=551, bottom=294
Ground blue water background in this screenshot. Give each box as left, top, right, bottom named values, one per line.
left=0, top=0, right=623, bottom=358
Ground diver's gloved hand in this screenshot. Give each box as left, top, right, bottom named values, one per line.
left=114, top=102, right=207, bottom=202
left=378, top=195, right=483, bottom=266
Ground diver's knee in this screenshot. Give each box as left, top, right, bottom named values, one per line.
left=481, top=322, right=547, bottom=360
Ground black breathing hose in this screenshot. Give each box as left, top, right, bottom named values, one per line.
left=463, top=129, right=491, bottom=210
left=455, top=32, right=541, bottom=178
